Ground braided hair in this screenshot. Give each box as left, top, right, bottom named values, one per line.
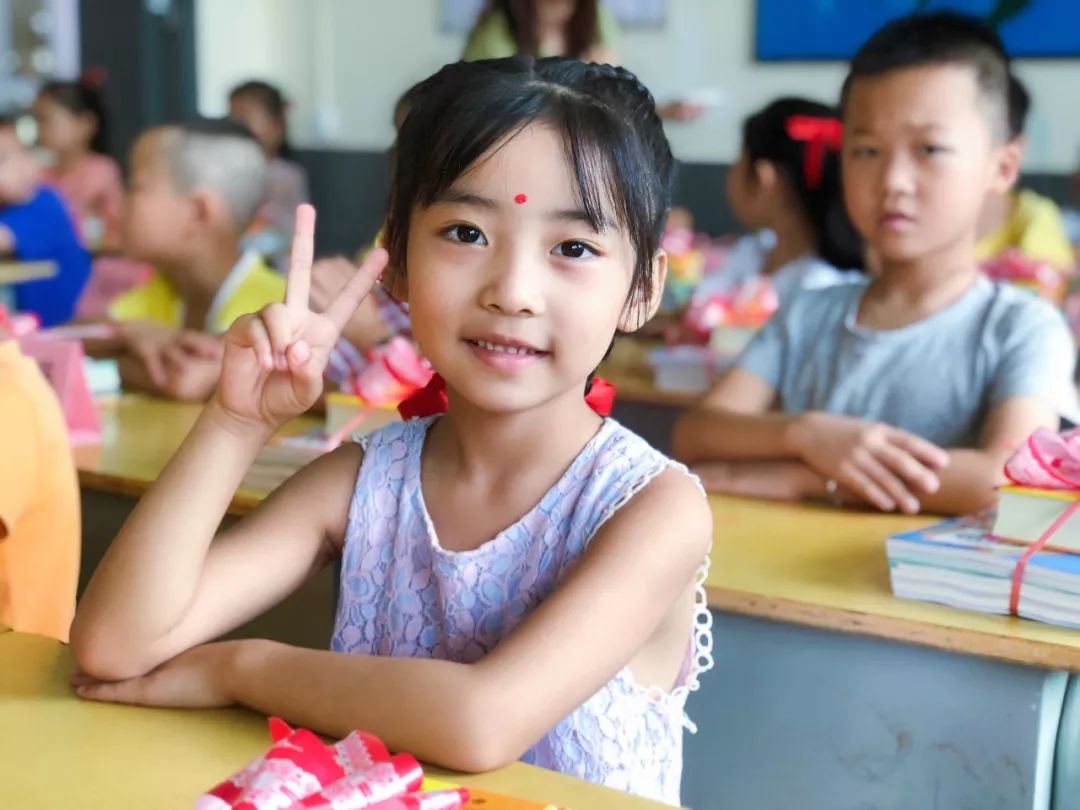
left=383, top=56, right=674, bottom=317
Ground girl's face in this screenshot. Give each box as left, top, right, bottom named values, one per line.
left=228, top=94, right=284, bottom=158
left=403, top=123, right=657, bottom=416
left=33, top=94, right=94, bottom=155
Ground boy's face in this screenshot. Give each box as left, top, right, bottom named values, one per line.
left=842, top=64, right=1018, bottom=267
left=0, top=127, right=40, bottom=205
left=120, top=131, right=193, bottom=264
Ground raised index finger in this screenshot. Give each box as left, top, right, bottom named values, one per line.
left=285, top=204, right=317, bottom=312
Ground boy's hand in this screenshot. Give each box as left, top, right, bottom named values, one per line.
left=790, top=412, right=949, bottom=514
left=123, top=321, right=180, bottom=386
left=214, top=205, right=387, bottom=432
left=311, top=256, right=393, bottom=351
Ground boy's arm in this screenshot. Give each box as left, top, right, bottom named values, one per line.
left=78, top=468, right=713, bottom=774
left=672, top=367, right=795, bottom=462
left=920, top=397, right=1059, bottom=516
left=677, top=368, right=947, bottom=513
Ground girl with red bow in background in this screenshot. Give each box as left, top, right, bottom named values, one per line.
left=688, top=97, right=865, bottom=315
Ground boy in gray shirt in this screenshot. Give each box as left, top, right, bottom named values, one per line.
left=673, top=13, right=1078, bottom=516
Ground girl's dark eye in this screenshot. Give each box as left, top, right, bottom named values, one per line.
left=445, top=224, right=486, bottom=245
left=553, top=241, right=596, bottom=259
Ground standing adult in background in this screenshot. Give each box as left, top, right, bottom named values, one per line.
left=463, top=0, right=702, bottom=121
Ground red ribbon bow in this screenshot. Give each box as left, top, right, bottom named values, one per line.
left=398, top=374, right=616, bottom=420
left=784, top=115, right=844, bottom=191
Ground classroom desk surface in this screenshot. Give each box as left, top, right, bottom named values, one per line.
left=707, top=494, right=1080, bottom=672
left=75, top=395, right=394, bottom=515
left=0, top=632, right=669, bottom=809
left=0, top=259, right=57, bottom=284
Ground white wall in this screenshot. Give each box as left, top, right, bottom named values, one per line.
left=196, top=0, right=1080, bottom=172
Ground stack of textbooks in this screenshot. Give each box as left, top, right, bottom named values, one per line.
left=887, top=487, right=1080, bottom=629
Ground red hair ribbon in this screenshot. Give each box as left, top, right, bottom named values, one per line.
left=784, top=115, right=844, bottom=191
left=397, top=374, right=616, bottom=420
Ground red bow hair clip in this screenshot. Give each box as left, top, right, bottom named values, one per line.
left=398, top=375, right=616, bottom=420
left=785, top=115, right=844, bottom=191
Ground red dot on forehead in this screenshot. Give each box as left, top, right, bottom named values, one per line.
left=514, top=193, right=527, bottom=204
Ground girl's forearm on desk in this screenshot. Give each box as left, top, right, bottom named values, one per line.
left=229, top=641, right=507, bottom=773
left=72, top=402, right=271, bottom=669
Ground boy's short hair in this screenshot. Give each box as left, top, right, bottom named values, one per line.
left=841, top=12, right=1011, bottom=142
left=1007, top=73, right=1030, bottom=141
left=154, top=118, right=267, bottom=232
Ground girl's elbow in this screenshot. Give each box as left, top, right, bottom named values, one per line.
left=69, top=619, right=156, bottom=682
left=439, top=689, right=526, bottom=773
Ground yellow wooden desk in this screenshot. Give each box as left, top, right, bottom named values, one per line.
left=0, top=259, right=57, bottom=285
left=0, top=632, right=667, bottom=809
left=75, top=395, right=395, bottom=516
left=689, top=496, right=1080, bottom=809
left=706, top=495, right=1080, bottom=671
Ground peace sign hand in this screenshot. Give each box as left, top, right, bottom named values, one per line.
left=213, top=205, right=388, bottom=432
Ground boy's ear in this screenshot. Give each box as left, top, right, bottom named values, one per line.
left=618, top=249, right=668, bottom=332
left=989, top=138, right=1023, bottom=195
left=189, top=190, right=219, bottom=229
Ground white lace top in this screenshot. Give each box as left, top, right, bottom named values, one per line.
left=331, top=417, right=714, bottom=805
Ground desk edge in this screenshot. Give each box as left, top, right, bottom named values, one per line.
left=708, top=585, right=1080, bottom=672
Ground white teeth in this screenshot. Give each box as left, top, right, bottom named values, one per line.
left=475, top=339, right=536, bottom=355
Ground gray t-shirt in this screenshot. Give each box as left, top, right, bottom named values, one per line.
left=737, top=277, right=1079, bottom=448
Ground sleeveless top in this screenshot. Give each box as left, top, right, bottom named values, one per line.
left=331, top=417, right=714, bottom=805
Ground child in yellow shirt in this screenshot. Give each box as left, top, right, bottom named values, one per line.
left=976, top=75, right=1074, bottom=274
left=96, top=119, right=284, bottom=400
left=0, top=326, right=79, bottom=641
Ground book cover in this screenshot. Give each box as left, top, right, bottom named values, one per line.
left=991, top=486, right=1080, bottom=553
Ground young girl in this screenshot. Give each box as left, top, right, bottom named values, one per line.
left=71, top=58, right=713, bottom=806
left=229, top=80, right=311, bottom=264
left=34, top=77, right=122, bottom=250
left=692, top=97, right=864, bottom=310
left=34, top=77, right=148, bottom=318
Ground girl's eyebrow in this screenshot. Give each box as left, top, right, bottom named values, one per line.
left=435, top=188, right=497, bottom=209
left=434, top=188, right=605, bottom=230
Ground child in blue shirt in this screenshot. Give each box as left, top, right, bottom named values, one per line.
left=0, top=119, right=90, bottom=327
left=673, top=13, right=1078, bottom=517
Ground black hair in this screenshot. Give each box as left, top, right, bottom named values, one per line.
left=228, top=79, right=294, bottom=160
left=393, top=80, right=426, bottom=132
left=742, top=98, right=864, bottom=271
left=841, top=12, right=1011, bottom=141
left=383, top=56, right=674, bottom=317
left=38, top=79, right=110, bottom=154
left=1007, top=73, right=1030, bottom=141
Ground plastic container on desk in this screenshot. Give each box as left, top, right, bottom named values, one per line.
left=647, top=345, right=729, bottom=392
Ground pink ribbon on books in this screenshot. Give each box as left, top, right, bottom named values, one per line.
left=1002, top=428, right=1080, bottom=615
left=197, top=718, right=469, bottom=810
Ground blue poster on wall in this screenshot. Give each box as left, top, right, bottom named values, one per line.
left=756, top=0, right=1080, bottom=61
